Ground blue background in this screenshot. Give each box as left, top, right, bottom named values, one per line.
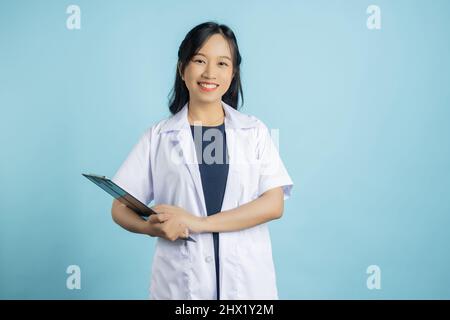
left=1, top=0, right=449, bottom=299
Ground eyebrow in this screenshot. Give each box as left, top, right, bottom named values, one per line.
left=194, top=52, right=232, bottom=61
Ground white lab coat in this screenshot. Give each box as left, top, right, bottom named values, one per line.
left=112, top=100, right=293, bottom=299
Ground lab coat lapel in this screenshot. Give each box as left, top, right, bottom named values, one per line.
left=220, top=125, right=239, bottom=212
left=174, top=128, right=208, bottom=217
left=220, top=101, right=259, bottom=212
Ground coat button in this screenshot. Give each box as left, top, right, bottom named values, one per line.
left=205, top=256, right=213, bottom=263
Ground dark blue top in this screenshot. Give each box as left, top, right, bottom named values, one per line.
left=190, top=122, right=229, bottom=300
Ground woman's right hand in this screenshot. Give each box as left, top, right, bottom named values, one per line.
left=143, top=213, right=189, bottom=241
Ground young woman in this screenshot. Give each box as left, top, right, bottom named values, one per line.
left=111, top=21, right=293, bottom=300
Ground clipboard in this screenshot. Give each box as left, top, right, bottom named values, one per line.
left=82, top=173, right=195, bottom=242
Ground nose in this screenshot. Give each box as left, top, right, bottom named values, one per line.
left=201, top=63, right=217, bottom=79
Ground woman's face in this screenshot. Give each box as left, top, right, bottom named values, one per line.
left=181, top=34, right=234, bottom=105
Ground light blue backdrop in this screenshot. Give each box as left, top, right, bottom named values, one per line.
left=1, top=0, right=449, bottom=299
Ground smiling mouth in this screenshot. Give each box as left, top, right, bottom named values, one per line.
left=197, top=82, right=219, bottom=92
left=198, top=82, right=219, bottom=88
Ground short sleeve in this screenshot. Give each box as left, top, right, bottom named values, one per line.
left=111, top=128, right=154, bottom=205
left=256, top=121, right=294, bottom=200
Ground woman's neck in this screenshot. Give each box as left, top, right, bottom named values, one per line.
left=187, top=100, right=225, bottom=126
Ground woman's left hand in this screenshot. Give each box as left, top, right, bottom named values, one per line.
left=151, top=204, right=205, bottom=234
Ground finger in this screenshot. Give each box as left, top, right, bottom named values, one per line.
left=151, top=204, right=166, bottom=214
left=151, top=205, right=160, bottom=214
left=149, top=214, right=161, bottom=223
left=158, top=213, right=170, bottom=222
left=152, top=213, right=169, bottom=223
left=178, top=227, right=189, bottom=239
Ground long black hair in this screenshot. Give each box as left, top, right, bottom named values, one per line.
left=168, top=21, right=244, bottom=115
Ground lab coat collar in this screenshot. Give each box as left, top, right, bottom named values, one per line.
left=160, top=100, right=257, bottom=133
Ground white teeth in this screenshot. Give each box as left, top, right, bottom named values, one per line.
left=199, top=82, right=218, bottom=89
